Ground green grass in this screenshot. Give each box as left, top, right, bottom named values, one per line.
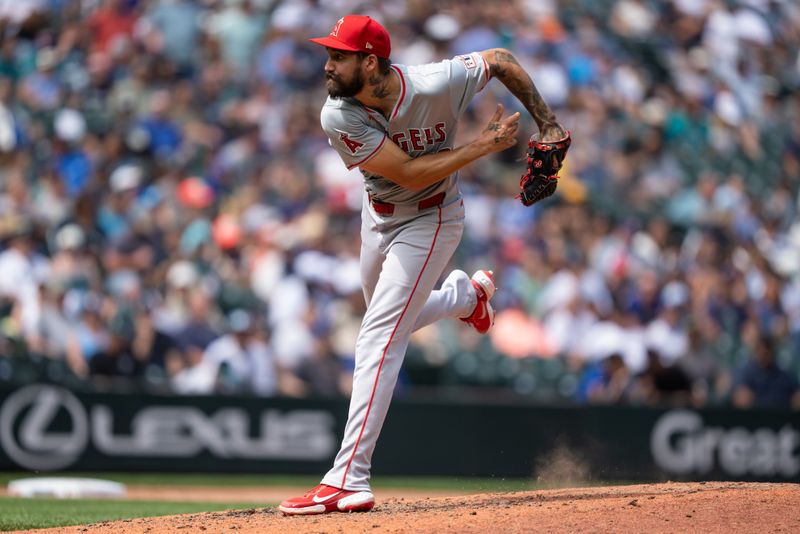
left=0, top=472, right=542, bottom=491
left=0, top=497, right=261, bottom=532
left=0, top=471, right=320, bottom=488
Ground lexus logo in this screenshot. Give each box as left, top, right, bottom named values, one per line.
left=0, top=385, right=88, bottom=470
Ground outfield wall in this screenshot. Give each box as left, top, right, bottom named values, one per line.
left=1, top=384, right=798, bottom=482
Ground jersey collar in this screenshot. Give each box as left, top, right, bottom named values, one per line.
left=388, top=65, right=406, bottom=122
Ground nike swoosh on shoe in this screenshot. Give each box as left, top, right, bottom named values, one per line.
left=312, top=491, right=342, bottom=503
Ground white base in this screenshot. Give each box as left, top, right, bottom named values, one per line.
left=7, top=477, right=127, bottom=499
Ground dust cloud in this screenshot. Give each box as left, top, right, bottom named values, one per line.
left=534, top=442, right=591, bottom=486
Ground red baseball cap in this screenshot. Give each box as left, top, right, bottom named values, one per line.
left=309, top=15, right=391, bottom=59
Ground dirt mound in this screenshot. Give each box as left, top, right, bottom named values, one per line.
left=15, top=482, right=800, bottom=534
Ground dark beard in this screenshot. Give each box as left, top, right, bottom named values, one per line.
left=326, top=70, right=364, bottom=98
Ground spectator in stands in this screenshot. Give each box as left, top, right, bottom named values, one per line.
left=87, top=0, right=138, bottom=55
left=202, top=308, right=280, bottom=396
left=644, top=281, right=690, bottom=365
left=136, top=89, right=182, bottom=162
left=87, top=306, right=142, bottom=381
left=677, top=317, right=725, bottom=404
left=0, top=76, right=22, bottom=152
left=731, top=334, right=800, bottom=410
left=205, top=0, right=266, bottom=82
left=295, top=333, right=349, bottom=398
left=170, top=335, right=215, bottom=395
left=173, top=287, right=220, bottom=353
left=629, top=349, right=694, bottom=407
left=0, top=218, right=43, bottom=346
left=19, top=47, right=62, bottom=111
left=64, top=291, right=109, bottom=376
left=129, top=302, right=180, bottom=388
left=143, top=0, right=204, bottom=73
left=576, top=353, right=630, bottom=405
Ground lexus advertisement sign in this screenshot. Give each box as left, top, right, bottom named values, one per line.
left=0, top=384, right=342, bottom=473
left=0, top=384, right=798, bottom=481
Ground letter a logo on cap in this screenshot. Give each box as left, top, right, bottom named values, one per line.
left=310, top=15, right=391, bottom=59
left=331, top=18, right=344, bottom=37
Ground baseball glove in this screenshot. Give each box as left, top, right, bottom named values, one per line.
left=518, top=131, right=571, bottom=206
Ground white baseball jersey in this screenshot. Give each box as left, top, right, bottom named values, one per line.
left=321, top=52, right=490, bottom=203
left=318, top=52, right=491, bottom=493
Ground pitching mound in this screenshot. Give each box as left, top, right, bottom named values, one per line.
left=15, top=482, right=800, bottom=533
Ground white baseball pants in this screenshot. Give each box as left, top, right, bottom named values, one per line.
left=320, top=192, right=477, bottom=491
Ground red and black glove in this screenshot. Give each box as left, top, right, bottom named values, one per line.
left=518, top=131, right=571, bottom=206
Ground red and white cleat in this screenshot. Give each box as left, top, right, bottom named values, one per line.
left=460, top=270, right=496, bottom=335
left=278, top=484, right=375, bottom=515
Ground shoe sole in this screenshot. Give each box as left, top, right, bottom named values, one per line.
left=472, top=270, right=496, bottom=300
left=486, top=303, right=496, bottom=329
left=278, top=503, right=374, bottom=515
left=279, top=504, right=326, bottom=515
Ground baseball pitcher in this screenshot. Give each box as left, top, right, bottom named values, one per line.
left=280, top=14, right=569, bottom=515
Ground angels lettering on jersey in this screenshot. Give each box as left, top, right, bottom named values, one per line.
left=391, top=123, right=447, bottom=153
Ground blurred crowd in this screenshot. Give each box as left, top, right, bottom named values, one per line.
left=0, top=0, right=798, bottom=409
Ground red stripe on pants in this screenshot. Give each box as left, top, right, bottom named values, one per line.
left=340, top=207, right=443, bottom=488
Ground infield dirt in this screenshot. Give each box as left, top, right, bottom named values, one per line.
left=11, top=481, right=800, bottom=533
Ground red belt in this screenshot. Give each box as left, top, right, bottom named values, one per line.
left=370, top=192, right=446, bottom=216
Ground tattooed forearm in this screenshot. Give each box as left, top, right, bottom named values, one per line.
left=488, top=50, right=520, bottom=78
left=487, top=49, right=561, bottom=133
